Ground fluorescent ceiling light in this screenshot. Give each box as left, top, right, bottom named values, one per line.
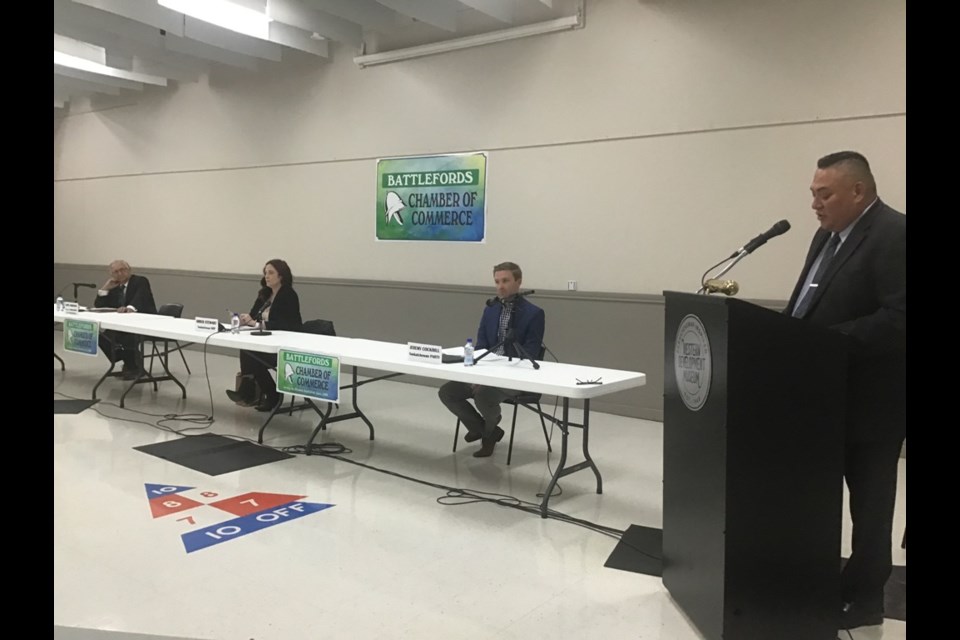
left=354, top=14, right=581, bottom=69
left=159, top=0, right=272, bottom=40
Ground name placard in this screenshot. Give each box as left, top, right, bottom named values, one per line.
left=63, top=301, right=80, bottom=314
left=407, top=342, right=442, bottom=364
left=64, top=318, right=99, bottom=356
left=276, top=350, right=340, bottom=403
left=195, top=317, right=222, bottom=333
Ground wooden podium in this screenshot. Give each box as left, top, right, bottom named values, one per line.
left=662, top=291, right=848, bottom=640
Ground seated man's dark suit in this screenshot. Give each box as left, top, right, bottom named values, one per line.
left=439, top=297, right=546, bottom=439
left=95, top=274, right=158, bottom=371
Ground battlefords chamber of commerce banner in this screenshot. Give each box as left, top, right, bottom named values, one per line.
left=375, top=152, right=487, bottom=242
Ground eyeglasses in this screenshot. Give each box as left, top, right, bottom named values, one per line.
left=575, top=377, right=603, bottom=385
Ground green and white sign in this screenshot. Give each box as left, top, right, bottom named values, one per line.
left=64, top=318, right=99, bottom=356
left=276, top=350, right=340, bottom=403
left=376, top=152, right=487, bottom=242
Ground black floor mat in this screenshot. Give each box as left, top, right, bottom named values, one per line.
left=134, top=433, right=293, bottom=476
left=604, top=524, right=663, bottom=576
left=606, top=527, right=906, bottom=622
left=54, top=399, right=100, bottom=414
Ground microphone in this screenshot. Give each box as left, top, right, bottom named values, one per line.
left=257, top=299, right=273, bottom=321
left=485, top=290, right=536, bottom=307
left=703, top=279, right=740, bottom=296
left=732, top=220, right=791, bottom=257
left=55, top=282, right=100, bottom=301
left=251, top=300, right=273, bottom=336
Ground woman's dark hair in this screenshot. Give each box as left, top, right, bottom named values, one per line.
left=258, top=259, right=294, bottom=300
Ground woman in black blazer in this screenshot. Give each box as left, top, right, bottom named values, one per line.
left=226, top=259, right=303, bottom=411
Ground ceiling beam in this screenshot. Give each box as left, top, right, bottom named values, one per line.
left=54, top=65, right=144, bottom=91
left=301, top=0, right=400, bottom=29
left=72, top=0, right=185, bottom=37
left=162, top=33, right=260, bottom=70
left=183, top=16, right=283, bottom=61
left=373, top=0, right=458, bottom=32
left=269, top=0, right=363, bottom=47
left=458, top=0, right=515, bottom=24
left=55, top=75, right=121, bottom=96
left=104, top=51, right=201, bottom=83
left=53, top=33, right=106, bottom=64
left=54, top=50, right=168, bottom=85
left=268, top=22, right=330, bottom=57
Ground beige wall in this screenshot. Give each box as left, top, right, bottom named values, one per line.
left=54, top=0, right=906, bottom=300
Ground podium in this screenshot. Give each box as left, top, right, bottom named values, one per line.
left=662, top=292, right=848, bottom=640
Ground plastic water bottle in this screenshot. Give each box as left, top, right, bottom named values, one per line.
left=231, top=313, right=241, bottom=335
left=56, top=295, right=64, bottom=311
left=463, top=338, right=475, bottom=366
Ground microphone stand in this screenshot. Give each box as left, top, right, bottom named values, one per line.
left=472, top=297, right=540, bottom=370
left=697, top=253, right=747, bottom=295
left=250, top=314, right=272, bottom=336
left=250, top=299, right=273, bottom=336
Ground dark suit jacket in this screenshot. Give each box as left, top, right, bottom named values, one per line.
left=249, top=285, right=302, bottom=332
left=785, top=200, right=906, bottom=443
left=94, top=274, right=157, bottom=314
left=475, top=297, right=545, bottom=360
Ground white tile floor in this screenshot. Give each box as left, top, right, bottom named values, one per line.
left=54, top=338, right=906, bottom=640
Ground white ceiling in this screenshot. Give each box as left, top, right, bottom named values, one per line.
left=54, top=0, right=582, bottom=110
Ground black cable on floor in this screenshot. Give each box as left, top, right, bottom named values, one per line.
left=54, top=391, right=213, bottom=435
left=57, top=348, right=661, bottom=559
left=281, top=444, right=664, bottom=556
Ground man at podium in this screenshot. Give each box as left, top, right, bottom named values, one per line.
left=785, top=151, right=906, bottom=630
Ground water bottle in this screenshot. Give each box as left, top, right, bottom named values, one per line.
left=56, top=295, right=64, bottom=311
left=463, top=338, right=475, bottom=366
left=231, top=313, right=241, bottom=335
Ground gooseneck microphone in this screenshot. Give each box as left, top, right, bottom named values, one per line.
left=699, top=220, right=792, bottom=295
left=731, top=220, right=791, bottom=258
left=251, top=300, right=273, bottom=336
left=56, top=282, right=100, bottom=301
left=485, top=290, right=536, bottom=307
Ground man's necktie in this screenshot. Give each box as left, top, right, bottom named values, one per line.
left=792, top=233, right=841, bottom=318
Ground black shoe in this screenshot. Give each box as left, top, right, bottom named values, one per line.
left=256, top=395, right=281, bottom=412
left=226, top=389, right=250, bottom=406
left=121, top=368, right=144, bottom=380
left=840, top=602, right=884, bottom=629
left=473, top=440, right=496, bottom=457
left=472, top=428, right=505, bottom=458
left=464, top=431, right=483, bottom=443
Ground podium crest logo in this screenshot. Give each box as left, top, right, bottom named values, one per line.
left=674, top=314, right=712, bottom=411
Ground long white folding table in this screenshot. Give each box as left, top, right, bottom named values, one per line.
left=54, top=308, right=646, bottom=515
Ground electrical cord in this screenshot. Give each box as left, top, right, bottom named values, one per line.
left=57, top=341, right=662, bottom=559
left=280, top=440, right=661, bottom=560
left=55, top=391, right=213, bottom=435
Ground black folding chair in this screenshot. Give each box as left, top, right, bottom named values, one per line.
left=144, top=303, right=192, bottom=374
left=453, top=345, right=552, bottom=465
